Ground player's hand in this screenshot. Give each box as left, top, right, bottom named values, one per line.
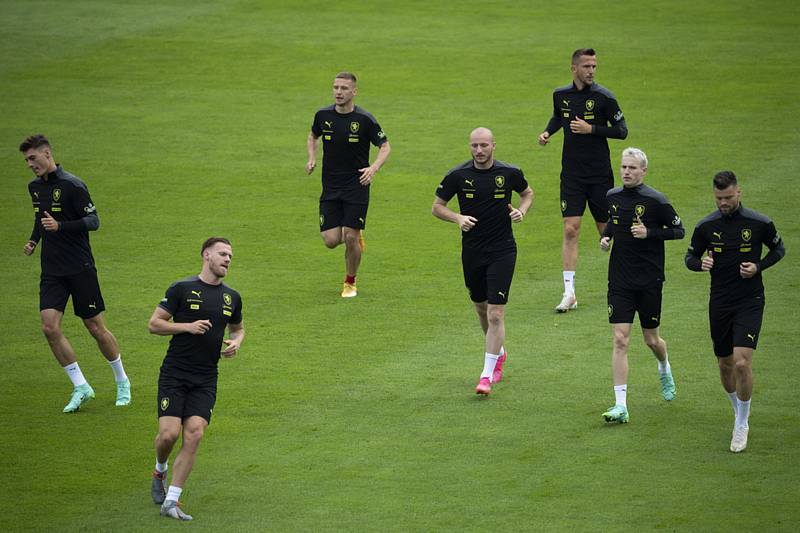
left=537, top=131, right=550, bottom=146
left=701, top=250, right=714, bottom=271
left=600, top=236, right=611, bottom=251
left=305, top=160, right=316, bottom=175
left=221, top=338, right=240, bottom=358
left=508, top=203, right=523, bottom=223
left=185, top=319, right=212, bottom=335
left=631, top=214, right=647, bottom=239
left=41, top=211, right=59, bottom=231
left=569, top=116, right=592, bottom=134
left=457, top=214, right=478, bottom=232
left=740, top=261, right=758, bottom=278
left=357, top=165, right=378, bottom=185
left=23, top=240, right=37, bottom=255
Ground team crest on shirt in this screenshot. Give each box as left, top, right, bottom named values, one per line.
left=560, top=200, right=567, bottom=212
left=52, top=188, right=61, bottom=202
left=223, top=293, right=232, bottom=306
left=585, top=99, right=595, bottom=111
left=634, top=204, right=646, bottom=218
left=350, top=121, right=360, bottom=133
left=741, top=228, right=752, bottom=242
left=160, top=397, right=169, bottom=411
left=495, top=176, right=505, bottom=188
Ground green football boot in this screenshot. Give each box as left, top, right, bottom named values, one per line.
left=63, top=383, right=95, bottom=413
left=602, top=404, right=629, bottom=424
left=115, top=379, right=132, bottom=406
left=660, top=371, right=676, bottom=401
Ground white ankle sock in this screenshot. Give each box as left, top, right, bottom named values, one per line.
left=657, top=357, right=671, bottom=375
left=108, top=355, right=128, bottom=382
left=481, top=352, right=500, bottom=380
left=155, top=460, right=168, bottom=473
left=166, top=485, right=183, bottom=502
left=563, top=271, right=575, bottom=295
left=727, top=391, right=739, bottom=415
left=736, top=398, right=751, bottom=428
left=63, top=362, right=87, bottom=387
left=614, top=385, right=627, bottom=407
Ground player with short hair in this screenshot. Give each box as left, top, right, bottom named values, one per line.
left=433, top=127, right=534, bottom=395
left=685, top=171, right=784, bottom=452
left=148, top=237, right=244, bottom=520
left=538, top=48, right=628, bottom=312
left=20, top=134, right=130, bottom=412
left=599, top=148, right=684, bottom=423
left=306, top=71, right=391, bottom=298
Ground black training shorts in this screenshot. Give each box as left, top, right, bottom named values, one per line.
left=319, top=187, right=368, bottom=231
left=709, top=296, right=765, bottom=357
left=607, top=283, right=663, bottom=329
left=560, top=177, right=612, bottom=221
left=157, top=370, right=218, bottom=424
left=39, top=267, right=105, bottom=319
left=462, top=247, right=516, bottom=305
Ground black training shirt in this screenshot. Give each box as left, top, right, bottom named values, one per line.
left=436, top=160, right=529, bottom=252
left=604, top=184, right=684, bottom=289
left=27, top=166, right=99, bottom=276
left=311, top=105, right=387, bottom=190
left=158, top=276, right=243, bottom=376
left=544, top=82, right=627, bottom=182
left=685, top=205, right=784, bottom=305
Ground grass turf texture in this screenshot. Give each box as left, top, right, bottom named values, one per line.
left=1, top=0, right=799, bottom=530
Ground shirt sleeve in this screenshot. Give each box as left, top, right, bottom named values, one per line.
left=545, top=92, right=562, bottom=135
left=310, top=112, right=322, bottom=137
left=59, top=182, right=100, bottom=233
left=513, top=168, right=529, bottom=193
left=592, top=96, right=628, bottom=139
left=435, top=172, right=458, bottom=201
left=158, top=283, right=183, bottom=316
left=369, top=117, right=388, bottom=147
left=685, top=225, right=707, bottom=271
left=758, top=221, right=785, bottom=271
left=648, top=201, right=685, bottom=241
left=230, top=294, right=243, bottom=324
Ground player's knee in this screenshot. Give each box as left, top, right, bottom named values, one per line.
left=322, top=235, right=339, bottom=248
left=84, top=320, right=106, bottom=339
left=486, top=308, right=504, bottom=327
left=41, top=321, right=61, bottom=340
left=563, top=223, right=580, bottom=241
left=613, top=331, right=630, bottom=350
left=158, top=428, right=180, bottom=445
left=343, top=231, right=359, bottom=247
left=183, top=426, right=205, bottom=446
left=644, top=336, right=661, bottom=351
left=734, top=358, right=751, bottom=374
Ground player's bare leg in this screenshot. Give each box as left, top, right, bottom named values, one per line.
left=321, top=227, right=344, bottom=249
left=341, top=227, right=361, bottom=297
left=41, top=309, right=78, bottom=366
left=643, top=327, right=675, bottom=400
left=153, top=416, right=181, bottom=504
left=84, top=313, right=130, bottom=405
left=160, top=416, right=207, bottom=520
left=603, top=323, right=631, bottom=423
left=557, top=216, right=581, bottom=312
left=729, top=347, right=754, bottom=452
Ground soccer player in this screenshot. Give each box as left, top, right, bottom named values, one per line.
left=306, top=72, right=391, bottom=298
left=685, top=171, right=784, bottom=452
left=433, top=127, right=534, bottom=395
left=148, top=237, right=244, bottom=520
left=538, top=48, right=628, bottom=312
left=20, top=134, right=130, bottom=412
left=599, top=148, right=684, bottom=424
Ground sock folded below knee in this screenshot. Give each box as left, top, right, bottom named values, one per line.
left=614, top=385, right=627, bottom=407
left=63, top=362, right=88, bottom=387
left=166, top=485, right=183, bottom=503
left=108, top=355, right=128, bottom=382
left=480, top=353, right=500, bottom=380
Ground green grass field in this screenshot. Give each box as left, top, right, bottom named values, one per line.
left=1, top=0, right=798, bottom=531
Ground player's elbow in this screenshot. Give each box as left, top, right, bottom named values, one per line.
left=148, top=318, right=161, bottom=334
left=618, top=124, right=629, bottom=140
